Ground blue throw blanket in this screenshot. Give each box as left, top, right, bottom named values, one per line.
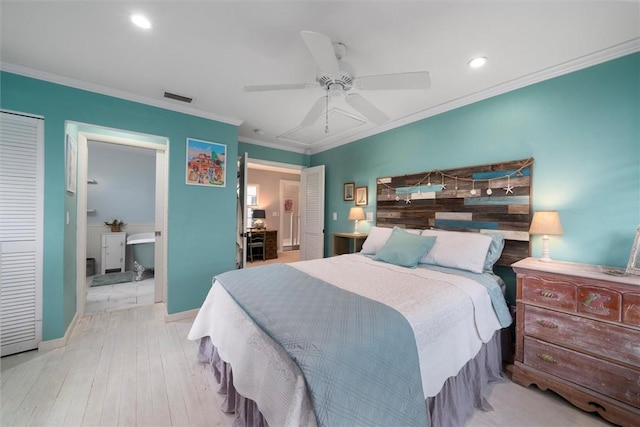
left=216, top=264, right=428, bottom=427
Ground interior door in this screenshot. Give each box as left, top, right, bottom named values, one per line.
left=0, top=111, right=44, bottom=356
left=299, top=165, right=325, bottom=260
left=237, top=153, right=248, bottom=268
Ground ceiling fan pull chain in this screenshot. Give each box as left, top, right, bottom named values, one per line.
left=325, top=92, right=329, bottom=134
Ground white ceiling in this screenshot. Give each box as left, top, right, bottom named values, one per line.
left=2, top=1, right=639, bottom=154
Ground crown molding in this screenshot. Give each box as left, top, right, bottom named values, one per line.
left=0, top=62, right=244, bottom=126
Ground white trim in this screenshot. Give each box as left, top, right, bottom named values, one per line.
left=38, top=312, right=79, bottom=352
left=74, top=123, right=169, bottom=320
left=248, top=158, right=304, bottom=174
left=165, top=308, right=199, bottom=323
left=0, top=109, right=45, bottom=120
left=1, top=62, right=243, bottom=126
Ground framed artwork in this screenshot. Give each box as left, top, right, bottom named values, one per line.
left=356, top=186, right=368, bottom=206
left=284, top=198, right=294, bottom=212
left=65, top=134, right=77, bottom=194
left=185, top=137, right=226, bottom=187
left=626, top=225, right=640, bottom=276
left=343, top=182, right=355, bottom=201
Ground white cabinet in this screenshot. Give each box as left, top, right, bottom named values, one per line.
left=101, top=232, right=126, bottom=274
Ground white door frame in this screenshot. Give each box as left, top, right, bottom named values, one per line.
left=75, top=131, right=168, bottom=316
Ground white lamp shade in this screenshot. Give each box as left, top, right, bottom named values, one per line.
left=348, top=207, right=365, bottom=221
left=529, top=211, right=563, bottom=236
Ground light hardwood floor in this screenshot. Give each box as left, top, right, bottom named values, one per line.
left=1, top=296, right=614, bottom=426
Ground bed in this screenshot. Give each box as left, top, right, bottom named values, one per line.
left=189, top=226, right=513, bottom=427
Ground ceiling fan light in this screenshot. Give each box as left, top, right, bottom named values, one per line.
left=328, top=83, right=343, bottom=97
left=468, top=56, right=487, bottom=68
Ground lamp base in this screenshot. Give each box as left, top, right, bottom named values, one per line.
left=539, top=235, right=552, bottom=262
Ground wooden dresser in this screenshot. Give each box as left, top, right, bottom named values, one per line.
left=512, top=258, right=640, bottom=426
left=264, top=230, right=278, bottom=260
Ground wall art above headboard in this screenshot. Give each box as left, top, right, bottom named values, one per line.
left=376, top=158, right=534, bottom=267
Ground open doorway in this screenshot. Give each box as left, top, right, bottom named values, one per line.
left=75, top=126, right=168, bottom=317
left=239, top=158, right=302, bottom=268
left=84, top=141, right=157, bottom=314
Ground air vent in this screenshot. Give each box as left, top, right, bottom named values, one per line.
left=163, top=91, right=193, bottom=103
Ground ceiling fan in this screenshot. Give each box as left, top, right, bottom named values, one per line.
left=242, top=31, right=431, bottom=133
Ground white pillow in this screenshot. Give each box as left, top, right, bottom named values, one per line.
left=420, top=229, right=492, bottom=273
left=361, top=226, right=421, bottom=255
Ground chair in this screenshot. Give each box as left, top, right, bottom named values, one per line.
left=247, top=229, right=266, bottom=262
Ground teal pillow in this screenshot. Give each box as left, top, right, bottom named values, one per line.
left=373, top=227, right=437, bottom=268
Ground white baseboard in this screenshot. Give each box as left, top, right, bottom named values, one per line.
left=165, top=308, right=199, bottom=323
left=38, top=311, right=80, bottom=352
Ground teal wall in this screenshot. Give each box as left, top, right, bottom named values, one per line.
left=312, top=53, right=640, bottom=303
left=1, top=72, right=247, bottom=340
left=238, top=141, right=310, bottom=167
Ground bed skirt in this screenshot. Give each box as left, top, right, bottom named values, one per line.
left=198, top=330, right=504, bottom=427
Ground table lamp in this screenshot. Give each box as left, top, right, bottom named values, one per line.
left=529, top=210, right=563, bottom=262
left=348, top=207, right=365, bottom=234
left=252, top=209, right=266, bottom=228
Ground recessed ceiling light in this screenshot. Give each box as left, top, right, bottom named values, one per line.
left=131, top=14, right=151, bottom=29
left=468, top=57, right=487, bottom=68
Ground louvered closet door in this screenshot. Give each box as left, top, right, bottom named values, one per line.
left=0, top=111, right=44, bottom=356
left=299, top=165, right=325, bottom=261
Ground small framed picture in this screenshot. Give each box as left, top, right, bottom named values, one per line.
left=355, top=186, right=368, bottom=206
left=343, top=182, right=355, bottom=201
left=626, top=225, right=640, bottom=276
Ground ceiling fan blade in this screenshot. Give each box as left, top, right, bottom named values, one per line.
left=345, top=93, right=389, bottom=125
left=300, top=97, right=326, bottom=127
left=242, top=83, right=314, bottom=92
left=355, top=71, right=431, bottom=90
left=300, top=31, right=340, bottom=74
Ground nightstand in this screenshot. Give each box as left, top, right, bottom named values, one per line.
left=332, top=232, right=368, bottom=256
left=512, top=257, right=640, bottom=426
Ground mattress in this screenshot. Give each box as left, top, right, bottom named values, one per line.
left=188, top=254, right=509, bottom=426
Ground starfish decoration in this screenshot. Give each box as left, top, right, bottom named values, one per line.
left=503, top=175, right=514, bottom=194
left=441, top=174, right=446, bottom=191
left=405, top=195, right=412, bottom=204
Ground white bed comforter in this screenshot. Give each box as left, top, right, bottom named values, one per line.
left=188, top=254, right=503, bottom=427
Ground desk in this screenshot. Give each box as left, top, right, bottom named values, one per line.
left=332, top=232, right=368, bottom=256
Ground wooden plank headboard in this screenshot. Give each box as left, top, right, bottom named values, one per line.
left=375, top=158, right=533, bottom=267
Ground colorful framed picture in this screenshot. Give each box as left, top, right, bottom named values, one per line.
left=65, top=134, right=77, bottom=194
left=356, top=186, right=368, bottom=206
left=185, top=137, right=226, bottom=187
left=344, top=182, right=355, bottom=201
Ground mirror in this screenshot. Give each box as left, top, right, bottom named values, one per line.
left=626, top=225, right=640, bottom=276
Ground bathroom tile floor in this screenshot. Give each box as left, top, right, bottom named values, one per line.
left=86, top=273, right=155, bottom=315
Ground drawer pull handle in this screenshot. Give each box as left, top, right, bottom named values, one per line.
left=537, top=353, right=557, bottom=363
left=536, top=319, right=558, bottom=329
left=539, top=289, right=558, bottom=299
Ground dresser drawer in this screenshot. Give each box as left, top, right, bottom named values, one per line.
left=523, top=337, right=640, bottom=408
left=524, top=305, right=640, bottom=367
left=521, top=274, right=577, bottom=311
left=578, top=286, right=622, bottom=322
left=623, top=292, right=640, bottom=327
